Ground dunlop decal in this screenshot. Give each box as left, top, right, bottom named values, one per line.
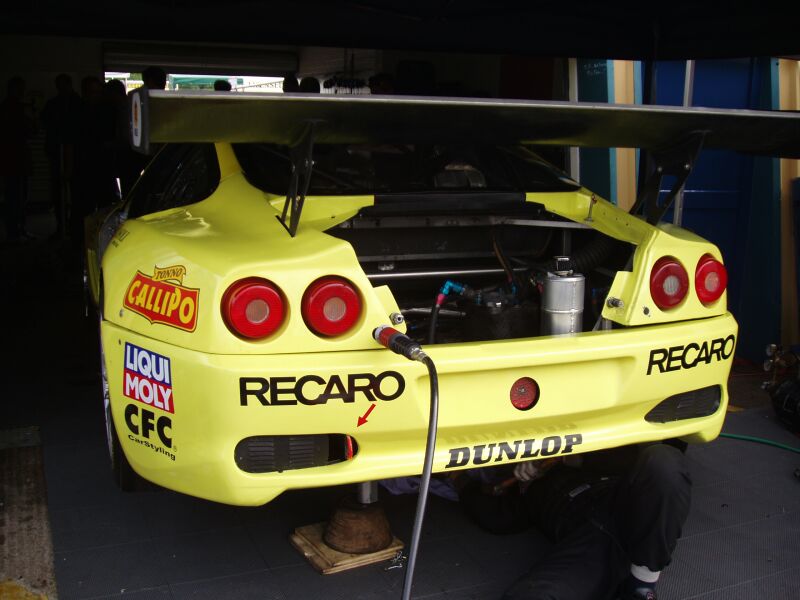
left=445, top=434, right=583, bottom=469
left=124, top=265, right=199, bottom=332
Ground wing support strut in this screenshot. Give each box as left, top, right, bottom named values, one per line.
left=278, top=122, right=318, bottom=237
left=630, top=132, right=706, bottom=224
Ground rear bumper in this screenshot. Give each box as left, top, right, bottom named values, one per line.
left=102, top=313, right=737, bottom=505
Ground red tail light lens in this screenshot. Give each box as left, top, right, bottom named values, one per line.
left=649, top=257, right=688, bottom=310
left=302, top=277, right=361, bottom=337
left=222, top=278, right=285, bottom=339
left=695, top=254, right=728, bottom=304
left=510, top=377, right=539, bottom=411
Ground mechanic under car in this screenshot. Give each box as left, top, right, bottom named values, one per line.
left=451, top=442, right=691, bottom=600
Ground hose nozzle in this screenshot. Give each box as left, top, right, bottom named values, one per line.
left=373, top=326, right=427, bottom=362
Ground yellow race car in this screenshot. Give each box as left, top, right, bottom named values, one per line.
left=85, top=90, right=798, bottom=506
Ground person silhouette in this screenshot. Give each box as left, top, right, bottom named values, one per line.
left=1, top=76, right=36, bottom=241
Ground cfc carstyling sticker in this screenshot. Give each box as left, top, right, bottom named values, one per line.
left=124, top=265, right=199, bottom=332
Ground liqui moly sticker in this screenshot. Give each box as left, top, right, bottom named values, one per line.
left=123, top=343, right=174, bottom=413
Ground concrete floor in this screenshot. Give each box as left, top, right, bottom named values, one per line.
left=2, top=223, right=800, bottom=600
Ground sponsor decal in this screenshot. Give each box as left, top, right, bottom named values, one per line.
left=152, top=265, right=187, bottom=284
left=647, top=334, right=736, bottom=375
left=123, top=343, right=174, bottom=413
left=111, top=228, right=129, bottom=248
left=125, top=403, right=173, bottom=459
left=445, top=434, right=583, bottom=469
left=239, top=372, right=405, bottom=406
left=131, top=93, right=141, bottom=148
left=123, top=265, right=199, bottom=332
left=127, top=433, right=175, bottom=461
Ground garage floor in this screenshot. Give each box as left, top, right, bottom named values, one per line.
left=3, top=230, right=800, bottom=600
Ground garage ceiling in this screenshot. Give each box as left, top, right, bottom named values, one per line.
left=3, top=1, right=799, bottom=60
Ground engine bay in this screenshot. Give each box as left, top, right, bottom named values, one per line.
left=329, top=192, right=632, bottom=344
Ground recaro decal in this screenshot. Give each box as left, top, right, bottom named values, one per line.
left=123, top=264, right=199, bottom=332
left=445, top=434, right=583, bottom=469
left=239, top=372, right=405, bottom=406
left=647, top=334, right=736, bottom=375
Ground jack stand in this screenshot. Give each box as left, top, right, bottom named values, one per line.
left=290, top=481, right=404, bottom=574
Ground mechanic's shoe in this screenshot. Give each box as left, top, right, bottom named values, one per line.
left=618, top=586, right=657, bottom=600
left=618, top=575, right=657, bottom=600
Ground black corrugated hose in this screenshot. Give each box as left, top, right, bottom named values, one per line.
left=371, top=326, right=440, bottom=600
left=401, top=354, right=439, bottom=600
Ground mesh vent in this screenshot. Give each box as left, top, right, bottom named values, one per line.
left=234, top=434, right=351, bottom=473
left=645, top=385, right=721, bottom=423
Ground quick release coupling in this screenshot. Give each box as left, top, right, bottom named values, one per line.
left=436, top=280, right=474, bottom=306
left=373, top=326, right=427, bottom=362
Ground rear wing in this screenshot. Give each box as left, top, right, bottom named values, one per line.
left=129, top=89, right=800, bottom=233
left=130, top=89, right=800, bottom=156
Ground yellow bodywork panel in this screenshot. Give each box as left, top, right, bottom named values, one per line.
left=97, top=143, right=737, bottom=506
left=534, top=190, right=728, bottom=326
left=103, top=313, right=735, bottom=506
left=103, top=161, right=401, bottom=355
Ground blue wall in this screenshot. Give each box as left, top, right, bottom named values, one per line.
left=654, top=59, right=781, bottom=361
left=573, top=58, right=780, bottom=359
left=577, top=59, right=616, bottom=202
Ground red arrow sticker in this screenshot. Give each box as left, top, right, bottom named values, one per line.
left=357, top=404, right=376, bottom=427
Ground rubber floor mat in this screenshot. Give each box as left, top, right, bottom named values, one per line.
left=0, top=427, right=57, bottom=598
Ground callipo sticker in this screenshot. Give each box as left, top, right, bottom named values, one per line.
left=124, top=265, right=199, bottom=332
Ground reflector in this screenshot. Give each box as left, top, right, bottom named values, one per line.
left=510, top=377, right=539, bottom=411
left=323, top=297, right=347, bottom=322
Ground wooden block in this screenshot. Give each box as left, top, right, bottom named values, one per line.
left=290, top=522, right=404, bottom=575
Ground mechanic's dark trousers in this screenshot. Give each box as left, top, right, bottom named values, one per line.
left=47, top=152, right=67, bottom=236
left=460, top=444, right=691, bottom=600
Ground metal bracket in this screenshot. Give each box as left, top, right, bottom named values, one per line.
left=630, top=132, right=706, bottom=225
left=278, top=122, right=318, bottom=237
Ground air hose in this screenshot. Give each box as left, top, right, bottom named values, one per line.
left=428, top=300, right=441, bottom=345
left=428, top=280, right=471, bottom=345
left=373, top=326, right=439, bottom=600
left=719, top=432, right=800, bottom=454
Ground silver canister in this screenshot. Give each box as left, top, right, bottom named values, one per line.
left=541, top=269, right=585, bottom=335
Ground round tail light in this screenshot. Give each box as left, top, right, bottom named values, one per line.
left=222, top=278, right=285, bottom=339
left=695, top=254, right=727, bottom=305
left=649, top=257, right=688, bottom=310
left=510, top=377, right=539, bottom=411
left=302, top=277, right=361, bottom=336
